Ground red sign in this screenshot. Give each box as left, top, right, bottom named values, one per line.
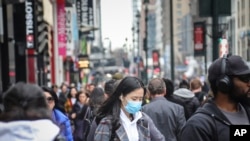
left=193, top=22, right=206, bottom=56
left=194, top=27, right=204, bottom=50
left=57, top=0, right=66, bottom=57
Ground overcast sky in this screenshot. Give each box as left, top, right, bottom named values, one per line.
left=101, top=0, right=133, bottom=49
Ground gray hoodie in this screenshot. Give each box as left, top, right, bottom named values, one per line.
left=0, top=119, right=60, bottom=141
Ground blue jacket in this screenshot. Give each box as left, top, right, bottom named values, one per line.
left=52, top=109, right=73, bottom=141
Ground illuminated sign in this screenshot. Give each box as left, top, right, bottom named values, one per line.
left=78, top=55, right=90, bottom=69
left=25, top=0, right=34, bottom=49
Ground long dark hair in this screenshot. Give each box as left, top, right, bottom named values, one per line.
left=41, top=86, right=66, bottom=114
left=96, top=76, right=146, bottom=130
left=89, top=87, right=105, bottom=116
left=0, top=82, right=51, bottom=121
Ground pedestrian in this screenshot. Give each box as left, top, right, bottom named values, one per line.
left=86, top=79, right=119, bottom=141
left=142, top=78, right=186, bottom=141
left=42, top=86, right=73, bottom=141
left=58, top=83, right=69, bottom=111
left=103, top=79, right=117, bottom=99
left=0, top=82, right=64, bottom=141
left=181, top=55, right=250, bottom=141
left=190, top=78, right=208, bottom=104
left=173, top=88, right=200, bottom=119
left=69, top=91, right=90, bottom=141
left=64, top=87, right=78, bottom=114
left=94, top=76, right=165, bottom=141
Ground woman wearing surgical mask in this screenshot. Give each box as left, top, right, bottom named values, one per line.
left=94, top=76, right=165, bottom=141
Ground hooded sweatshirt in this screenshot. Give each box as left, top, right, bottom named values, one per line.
left=181, top=100, right=250, bottom=141
left=173, top=88, right=200, bottom=119
left=0, top=119, right=60, bottom=141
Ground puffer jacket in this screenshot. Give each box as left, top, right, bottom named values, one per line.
left=52, top=109, right=73, bottom=141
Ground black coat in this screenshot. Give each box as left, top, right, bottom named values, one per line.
left=181, top=100, right=250, bottom=141
left=168, top=95, right=200, bottom=119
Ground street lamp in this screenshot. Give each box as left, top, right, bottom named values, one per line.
left=143, top=0, right=149, bottom=84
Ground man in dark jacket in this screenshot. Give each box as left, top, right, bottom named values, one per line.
left=142, top=78, right=186, bottom=141
left=173, top=88, right=200, bottom=119
left=181, top=55, right=250, bottom=141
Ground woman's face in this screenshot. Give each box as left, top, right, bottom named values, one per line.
left=44, top=92, right=55, bottom=110
left=79, top=93, right=88, bottom=104
left=121, top=88, right=144, bottom=106
left=70, top=88, right=77, bottom=98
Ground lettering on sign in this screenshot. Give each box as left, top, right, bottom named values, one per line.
left=25, top=0, right=34, bottom=49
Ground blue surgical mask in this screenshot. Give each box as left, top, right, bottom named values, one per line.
left=125, top=100, right=142, bottom=114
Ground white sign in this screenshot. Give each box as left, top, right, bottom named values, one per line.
left=65, top=7, right=74, bottom=56
left=25, top=0, right=34, bottom=49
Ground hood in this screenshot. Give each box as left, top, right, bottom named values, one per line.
left=195, top=100, right=231, bottom=126
left=173, top=88, right=194, bottom=98
left=0, top=119, right=60, bottom=141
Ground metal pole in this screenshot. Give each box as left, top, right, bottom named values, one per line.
left=170, top=0, right=175, bottom=81
left=212, top=0, right=218, bottom=60
left=144, top=4, right=148, bottom=84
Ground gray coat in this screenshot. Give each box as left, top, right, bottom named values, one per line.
left=142, top=96, right=186, bottom=141
left=94, top=112, right=165, bottom=141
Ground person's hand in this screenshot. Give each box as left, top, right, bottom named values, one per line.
left=71, top=113, right=76, bottom=119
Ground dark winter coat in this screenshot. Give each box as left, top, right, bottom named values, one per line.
left=181, top=100, right=250, bottom=141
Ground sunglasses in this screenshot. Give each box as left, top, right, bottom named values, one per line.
left=236, top=75, right=250, bottom=83
left=47, top=97, right=54, bottom=102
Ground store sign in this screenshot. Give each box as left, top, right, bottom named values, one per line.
left=25, top=0, right=34, bottom=49
left=193, top=22, right=206, bottom=56
left=76, top=0, right=95, bottom=39
left=78, top=55, right=90, bottom=69
left=65, top=7, right=74, bottom=56
left=57, top=0, right=66, bottom=57
left=152, top=50, right=161, bottom=74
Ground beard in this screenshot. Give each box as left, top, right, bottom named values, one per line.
left=228, top=87, right=249, bottom=104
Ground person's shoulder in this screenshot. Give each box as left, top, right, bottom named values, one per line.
left=166, top=99, right=185, bottom=109
left=98, top=116, right=112, bottom=125
left=54, top=109, right=69, bottom=122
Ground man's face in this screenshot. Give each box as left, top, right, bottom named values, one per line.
left=230, top=75, right=250, bottom=103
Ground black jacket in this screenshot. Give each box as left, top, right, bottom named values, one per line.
left=180, top=100, right=250, bottom=141
left=169, top=95, right=200, bottom=119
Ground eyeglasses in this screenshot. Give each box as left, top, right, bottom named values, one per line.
left=46, top=97, right=54, bottom=102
